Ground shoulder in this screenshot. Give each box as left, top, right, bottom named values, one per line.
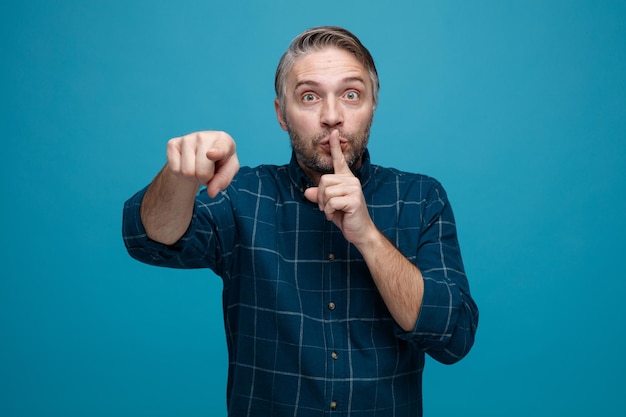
left=231, top=164, right=290, bottom=187
left=369, top=164, right=447, bottom=197
left=211, top=164, right=292, bottom=202
left=194, top=164, right=292, bottom=216
left=236, top=164, right=288, bottom=177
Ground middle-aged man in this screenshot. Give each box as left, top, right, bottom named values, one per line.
left=123, top=26, right=479, bottom=416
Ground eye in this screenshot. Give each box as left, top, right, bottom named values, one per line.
left=302, top=93, right=317, bottom=102
left=344, top=90, right=360, bottom=100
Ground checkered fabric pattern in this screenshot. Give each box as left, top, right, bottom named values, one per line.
left=123, top=150, right=478, bottom=416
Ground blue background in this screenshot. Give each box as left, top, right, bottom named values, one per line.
left=2, top=0, right=625, bottom=416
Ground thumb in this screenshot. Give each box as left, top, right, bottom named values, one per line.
left=304, top=187, right=319, bottom=205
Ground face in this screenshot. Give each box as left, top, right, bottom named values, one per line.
left=274, top=47, right=375, bottom=183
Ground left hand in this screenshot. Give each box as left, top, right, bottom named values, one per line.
left=304, top=130, right=376, bottom=246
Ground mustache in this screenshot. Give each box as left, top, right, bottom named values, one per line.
left=311, top=129, right=357, bottom=144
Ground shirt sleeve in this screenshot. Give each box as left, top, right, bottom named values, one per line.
left=121, top=185, right=237, bottom=273
left=395, top=181, right=479, bottom=365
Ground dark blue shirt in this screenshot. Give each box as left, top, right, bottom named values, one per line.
left=122, top=150, right=478, bottom=416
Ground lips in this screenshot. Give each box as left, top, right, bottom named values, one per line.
left=319, top=142, right=348, bottom=154
left=319, top=137, right=348, bottom=148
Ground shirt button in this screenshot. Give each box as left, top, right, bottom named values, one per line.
left=328, top=301, right=336, bottom=311
left=327, top=253, right=335, bottom=261
left=331, top=351, right=338, bottom=360
left=330, top=401, right=338, bottom=410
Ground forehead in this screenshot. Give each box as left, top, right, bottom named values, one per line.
left=288, top=47, right=369, bottom=87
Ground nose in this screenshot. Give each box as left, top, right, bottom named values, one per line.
left=320, top=97, right=343, bottom=129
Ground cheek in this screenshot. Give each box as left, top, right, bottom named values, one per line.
left=355, top=110, right=374, bottom=130
left=288, top=112, right=319, bottom=133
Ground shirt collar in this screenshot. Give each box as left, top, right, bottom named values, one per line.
left=288, top=149, right=372, bottom=195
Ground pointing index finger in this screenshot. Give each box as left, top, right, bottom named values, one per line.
left=205, top=134, right=234, bottom=162
left=330, top=130, right=352, bottom=175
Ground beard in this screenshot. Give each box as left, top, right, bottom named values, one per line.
left=286, top=116, right=373, bottom=175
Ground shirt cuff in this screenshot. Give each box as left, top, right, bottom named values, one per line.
left=393, top=273, right=461, bottom=346
left=122, top=186, right=196, bottom=264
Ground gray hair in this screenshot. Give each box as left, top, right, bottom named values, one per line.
left=274, top=26, right=380, bottom=116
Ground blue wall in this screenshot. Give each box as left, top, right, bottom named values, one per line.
left=2, top=1, right=625, bottom=416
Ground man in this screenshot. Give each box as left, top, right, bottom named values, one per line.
left=123, top=26, right=478, bottom=416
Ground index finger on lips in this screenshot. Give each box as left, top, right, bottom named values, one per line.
left=329, top=129, right=352, bottom=175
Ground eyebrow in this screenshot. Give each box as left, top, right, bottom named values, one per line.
left=294, top=76, right=367, bottom=91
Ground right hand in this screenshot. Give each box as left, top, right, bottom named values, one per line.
left=166, top=131, right=240, bottom=197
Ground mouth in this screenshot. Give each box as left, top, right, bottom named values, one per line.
left=319, top=137, right=348, bottom=151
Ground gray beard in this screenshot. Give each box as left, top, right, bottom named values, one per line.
left=287, top=121, right=372, bottom=175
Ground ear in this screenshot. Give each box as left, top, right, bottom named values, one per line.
left=274, top=98, right=288, bottom=131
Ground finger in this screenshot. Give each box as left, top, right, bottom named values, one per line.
left=205, top=145, right=226, bottom=162
left=304, top=186, right=321, bottom=209
left=206, top=153, right=240, bottom=197
left=166, top=138, right=182, bottom=173
left=179, top=136, right=198, bottom=177
left=329, top=129, right=352, bottom=175
left=204, top=134, right=239, bottom=197
left=195, top=144, right=214, bottom=184
left=205, top=131, right=236, bottom=162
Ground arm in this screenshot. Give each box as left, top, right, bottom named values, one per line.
left=304, top=130, right=423, bottom=331
left=141, top=131, right=240, bottom=245
left=410, top=189, right=478, bottom=364
left=353, top=227, right=424, bottom=332
left=305, top=131, right=477, bottom=362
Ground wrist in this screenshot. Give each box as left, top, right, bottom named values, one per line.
left=354, top=223, right=388, bottom=256
left=163, top=164, right=202, bottom=193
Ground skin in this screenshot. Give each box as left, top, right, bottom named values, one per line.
left=275, top=47, right=373, bottom=185
left=140, top=47, right=423, bottom=331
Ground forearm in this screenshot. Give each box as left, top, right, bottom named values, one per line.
left=357, top=229, right=424, bottom=332
left=140, top=165, right=200, bottom=245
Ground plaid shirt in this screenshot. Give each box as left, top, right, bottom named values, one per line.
left=122, top=150, right=478, bottom=417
